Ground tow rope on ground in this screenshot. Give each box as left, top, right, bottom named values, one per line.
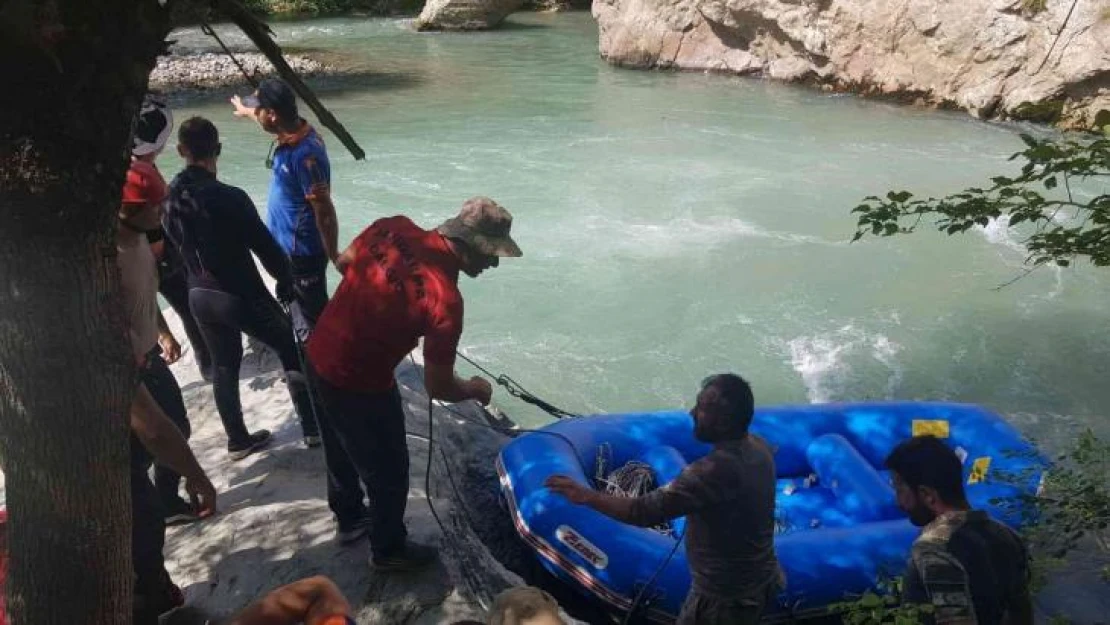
left=456, top=351, right=581, bottom=420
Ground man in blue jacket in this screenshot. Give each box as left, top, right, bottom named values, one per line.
left=231, top=79, right=338, bottom=342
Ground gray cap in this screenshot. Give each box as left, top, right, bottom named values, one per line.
left=436, top=197, right=523, bottom=258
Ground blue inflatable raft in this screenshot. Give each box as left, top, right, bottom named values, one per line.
left=497, top=402, right=1046, bottom=621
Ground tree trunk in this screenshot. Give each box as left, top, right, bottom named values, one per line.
left=0, top=1, right=172, bottom=623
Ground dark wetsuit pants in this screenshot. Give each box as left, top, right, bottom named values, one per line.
left=189, top=287, right=318, bottom=447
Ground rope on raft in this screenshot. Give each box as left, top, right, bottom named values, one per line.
left=593, top=444, right=673, bottom=536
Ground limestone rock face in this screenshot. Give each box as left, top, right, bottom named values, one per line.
left=592, top=0, right=1110, bottom=130
left=417, top=0, right=526, bottom=30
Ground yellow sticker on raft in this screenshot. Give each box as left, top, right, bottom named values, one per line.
left=912, top=419, right=950, bottom=438
left=968, top=456, right=992, bottom=485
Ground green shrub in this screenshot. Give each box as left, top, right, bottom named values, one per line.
left=829, top=579, right=934, bottom=625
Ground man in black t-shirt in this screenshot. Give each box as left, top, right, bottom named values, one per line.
left=885, top=436, right=1033, bottom=625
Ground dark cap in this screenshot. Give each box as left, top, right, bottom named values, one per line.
left=241, top=79, right=298, bottom=118
left=436, top=197, right=523, bottom=258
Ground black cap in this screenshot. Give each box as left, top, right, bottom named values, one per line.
left=241, top=79, right=298, bottom=118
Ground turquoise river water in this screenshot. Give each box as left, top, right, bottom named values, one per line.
left=172, top=13, right=1109, bottom=441
left=167, top=11, right=1108, bottom=618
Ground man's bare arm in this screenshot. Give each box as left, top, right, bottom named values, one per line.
left=130, top=385, right=216, bottom=517
left=228, top=576, right=352, bottom=625
left=545, top=476, right=647, bottom=525
left=583, top=490, right=642, bottom=524
left=335, top=241, right=356, bottom=274
left=546, top=470, right=703, bottom=528
left=155, top=310, right=181, bottom=363
left=309, top=192, right=340, bottom=266
left=424, top=360, right=492, bottom=405
left=229, top=95, right=256, bottom=118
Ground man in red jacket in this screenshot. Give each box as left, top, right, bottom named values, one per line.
left=307, top=197, right=522, bottom=570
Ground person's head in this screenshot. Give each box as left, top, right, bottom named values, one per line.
left=487, top=587, right=565, bottom=625
left=177, top=116, right=222, bottom=167
left=690, top=373, right=754, bottom=443
left=132, top=94, right=173, bottom=162
left=242, top=79, right=300, bottom=133
left=885, top=435, right=969, bottom=527
left=437, top=197, right=523, bottom=278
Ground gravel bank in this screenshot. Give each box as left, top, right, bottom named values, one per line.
left=149, top=51, right=335, bottom=93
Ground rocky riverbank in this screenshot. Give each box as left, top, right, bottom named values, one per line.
left=149, top=51, right=333, bottom=93
left=593, top=0, right=1110, bottom=132
left=150, top=304, right=586, bottom=624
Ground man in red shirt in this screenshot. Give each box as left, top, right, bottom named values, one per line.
left=307, top=197, right=522, bottom=570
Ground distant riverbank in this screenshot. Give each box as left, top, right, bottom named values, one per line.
left=149, top=34, right=378, bottom=96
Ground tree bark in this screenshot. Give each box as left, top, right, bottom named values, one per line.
left=0, top=1, right=172, bottom=623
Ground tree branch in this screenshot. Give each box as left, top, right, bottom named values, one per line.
left=209, top=0, right=365, bottom=161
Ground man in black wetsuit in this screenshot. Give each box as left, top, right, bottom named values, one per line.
left=163, top=116, right=320, bottom=460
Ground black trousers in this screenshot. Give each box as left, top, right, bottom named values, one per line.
left=289, top=254, right=329, bottom=343
left=188, top=287, right=319, bottom=446
left=158, top=269, right=211, bottom=377
left=312, top=373, right=409, bottom=558
left=286, top=256, right=371, bottom=527
left=675, top=578, right=780, bottom=625
left=139, top=348, right=191, bottom=507
left=131, top=463, right=175, bottom=625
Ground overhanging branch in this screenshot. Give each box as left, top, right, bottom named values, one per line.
left=209, top=0, right=366, bottom=161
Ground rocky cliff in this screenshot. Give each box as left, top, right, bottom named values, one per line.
left=593, top=0, right=1110, bottom=131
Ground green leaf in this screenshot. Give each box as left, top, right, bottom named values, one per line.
left=1044, top=176, right=1057, bottom=189
left=860, top=593, right=883, bottom=608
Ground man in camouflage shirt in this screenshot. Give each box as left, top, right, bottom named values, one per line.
left=885, top=436, right=1033, bottom=625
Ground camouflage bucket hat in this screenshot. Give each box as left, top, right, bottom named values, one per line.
left=436, top=196, right=523, bottom=258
